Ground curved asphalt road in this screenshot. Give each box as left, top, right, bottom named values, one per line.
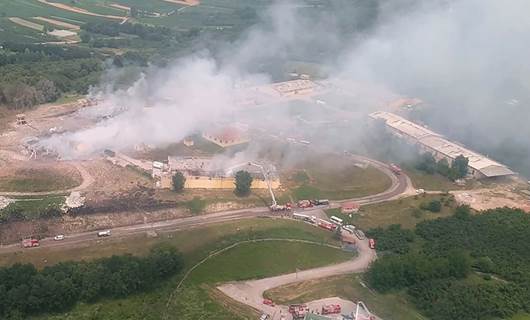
left=0, top=154, right=412, bottom=257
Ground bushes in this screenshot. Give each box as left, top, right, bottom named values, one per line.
left=420, top=199, right=441, bottom=212
left=0, top=246, right=184, bottom=318
left=415, top=152, right=468, bottom=180
left=367, top=207, right=530, bottom=320
left=365, top=224, right=415, bottom=254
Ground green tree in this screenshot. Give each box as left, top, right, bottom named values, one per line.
left=416, top=152, right=436, bottom=174
left=451, top=155, right=469, bottom=179
left=171, top=171, right=186, bottom=193
left=436, top=158, right=451, bottom=176
left=234, top=170, right=253, bottom=196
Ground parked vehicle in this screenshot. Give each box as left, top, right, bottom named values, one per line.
left=54, top=235, right=65, bottom=241
left=97, top=230, right=111, bottom=237
left=321, top=304, right=341, bottom=315
left=263, top=299, right=275, bottom=307
left=389, top=163, right=402, bottom=175
left=22, top=239, right=39, bottom=248
left=330, top=215, right=343, bottom=225
left=354, top=229, right=366, bottom=240
left=317, top=219, right=336, bottom=231
left=369, top=238, right=376, bottom=249
left=343, top=225, right=356, bottom=234
left=311, top=199, right=329, bottom=206
left=297, top=200, right=313, bottom=208
left=260, top=314, right=270, bottom=320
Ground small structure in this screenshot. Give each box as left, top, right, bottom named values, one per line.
left=183, top=137, right=194, bottom=147
left=202, top=126, right=249, bottom=148
left=16, top=114, right=27, bottom=125
left=341, top=202, right=360, bottom=214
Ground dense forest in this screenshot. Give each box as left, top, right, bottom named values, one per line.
left=0, top=246, right=183, bottom=319
left=366, top=206, right=530, bottom=320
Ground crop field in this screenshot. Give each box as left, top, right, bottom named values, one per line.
left=0, top=0, right=272, bottom=44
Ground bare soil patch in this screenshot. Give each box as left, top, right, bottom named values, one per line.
left=37, top=0, right=125, bottom=20
left=33, top=16, right=80, bottom=30
left=163, top=0, right=200, bottom=6
left=8, top=17, right=44, bottom=31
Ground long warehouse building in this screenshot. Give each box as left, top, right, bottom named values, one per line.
left=369, top=111, right=515, bottom=179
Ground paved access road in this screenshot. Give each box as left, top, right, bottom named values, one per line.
left=218, top=233, right=377, bottom=320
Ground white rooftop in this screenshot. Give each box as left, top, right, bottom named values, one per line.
left=370, top=111, right=514, bottom=177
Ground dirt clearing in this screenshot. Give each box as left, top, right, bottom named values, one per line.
left=163, top=0, right=200, bottom=6
left=34, top=16, right=80, bottom=30
left=8, top=17, right=44, bottom=31
left=37, top=0, right=125, bottom=21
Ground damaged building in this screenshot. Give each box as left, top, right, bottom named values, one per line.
left=156, top=156, right=280, bottom=189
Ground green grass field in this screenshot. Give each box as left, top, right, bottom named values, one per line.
left=189, top=241, right=352, bottom=283
left=264, top=274, right=424, bottom=320
left=0, top=195, right=65, bottom=220
left=327, top=194, right=456, bottom=230
left=402, top=165, right=469, bottom=191
left=0, top=218, right=349, bottom=320
left=286, top=158, right=392, bottom=201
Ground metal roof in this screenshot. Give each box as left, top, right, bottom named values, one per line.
left=369, top=111, right=515, bottom=177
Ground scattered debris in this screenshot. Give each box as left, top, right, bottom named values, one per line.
left=62, top=191, right=86, bottom=212
left=0, top=196, right=15, bottom=210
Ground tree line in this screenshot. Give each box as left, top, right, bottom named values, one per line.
left=415, top=152, right=469, bottom=180
left=0, top=246, right=184, bottom=319
left=366, top=206, right=530, bottom=320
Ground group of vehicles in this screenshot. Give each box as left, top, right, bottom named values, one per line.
left=297, top=199, right=330, bottom=209
left=21, top=230, right=111, bottom=248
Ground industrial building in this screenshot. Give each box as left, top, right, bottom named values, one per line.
left=202, top=126, right=250, bottom=148
left=156, top=156, right=280, bottom=189
left=369, top=111, right=515, bottom=179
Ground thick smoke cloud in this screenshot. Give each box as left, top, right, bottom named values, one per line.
left=42, top=0, right=530, bottom=176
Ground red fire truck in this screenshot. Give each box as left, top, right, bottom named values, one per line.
left=22, top=239, right=40, bottom=248
left=321, top=304, right=341, bottom=315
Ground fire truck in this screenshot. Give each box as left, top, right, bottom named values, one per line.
left=22, top=239, right=40, bottom=248
left=317, top=219, right=336, bottom=231
left=321, top=304, right=341, bottom=315
left=369, top=238, right=376, bottom=249
left=389, top=163, right=402, bottom=175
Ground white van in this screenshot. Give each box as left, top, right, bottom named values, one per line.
left=97, top=230, right=111, bottom=237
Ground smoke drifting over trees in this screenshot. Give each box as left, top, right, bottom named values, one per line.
left=41, top=0, right=530, bottom=175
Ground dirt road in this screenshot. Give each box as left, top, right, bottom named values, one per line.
left=218, top=233, right=376, bottom=320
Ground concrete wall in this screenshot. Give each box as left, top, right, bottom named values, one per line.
left=159, top=175, right=280, bottom=189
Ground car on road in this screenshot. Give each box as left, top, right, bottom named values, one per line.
left=54, top=235, right=65, bottom=241
left=97, top=230, right=111, bottom=237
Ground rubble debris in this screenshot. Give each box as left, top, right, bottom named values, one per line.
left=0, top=196, right=15, bottom=210
left=62, top=192, right=86, bottom=212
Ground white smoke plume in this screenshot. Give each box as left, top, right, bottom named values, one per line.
left=40, top=0, right=530, bottom=175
